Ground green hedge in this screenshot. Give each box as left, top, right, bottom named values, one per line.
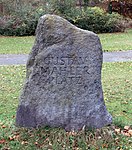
left=65, top=7, right=125, bottom=33
left=0, top=6, right=46, bottom=36
left=0, top=6, right=125, bottom=36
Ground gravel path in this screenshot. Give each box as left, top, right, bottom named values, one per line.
left=103, top=50, right=132, bottom=62
left=0, top=54, right=28, bottom=65
left=0, top=50, right=132, bottom=65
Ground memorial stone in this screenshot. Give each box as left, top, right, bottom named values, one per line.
left=16, top=14, right=112, bottom=131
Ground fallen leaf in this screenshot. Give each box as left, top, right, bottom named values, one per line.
left=115, top=128, right=121, bottom=134
left=102, top=144, right=108, bottom=148
left=34, top=142, right=38, bottom=145
left=13, top=135, right=20, bottom=140
left=98, top=136, right=101, bottom=139
left=123, top=132, right=131, bottom=137
left=0, top=139, right=6, bottom=144
left=0, top=122, right=3, bottom=125
left=121, top=131, right=131, bottom=137
left=128, top=130, right=132, bottom=136
left=2, top=125, right=6, bottom=128
left=2, top=147, right=10, bottom=150
left=67, top=131, right=77, bottom=136
left=124, top=126, right=130, bottom=130
left=49, top=142, right=52, bottom=146
left=30, top=134, right=34, bottom=137
left=9, top=137, right=14, bottom=141
left=122, top=101, right=128, bottom=104
left=21, top=141, right=28, bottom=145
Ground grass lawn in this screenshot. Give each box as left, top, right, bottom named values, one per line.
left=0, top=29, right=132, bottom=54
left=99, top=29, right=132, bottom=52
left=0, top=36, right=34, bottom=54
left=0, top=62, right=132, bottom=149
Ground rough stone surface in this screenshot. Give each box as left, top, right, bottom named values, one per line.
left=16, top=14, right=112, bottom=131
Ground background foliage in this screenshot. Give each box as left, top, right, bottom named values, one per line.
left=0, top=0, right=127, bottom=36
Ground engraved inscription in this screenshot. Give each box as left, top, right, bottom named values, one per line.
left=41, top=54, right=90, bottom=85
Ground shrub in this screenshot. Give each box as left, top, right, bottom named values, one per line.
left=0, top=5, right=47, bottom=36
left=104, top=13, right=125, bottom=32
left=0, top=15, right=36, bottom=36
left=64, top=7, right=125, bottom=33
left=0, top=4, right=125, bottom=36
left=52, top=0, right=76, bottom=15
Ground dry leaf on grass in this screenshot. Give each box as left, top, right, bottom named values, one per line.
left=115, top=128, right=121, bottom=134
left=8, top=137, right=14, bottom=141
left=128, top=130, right=132, bottom=136
left=124, top=126, right=130, bottom=130
left=2, top=125, right=6, bottom=128
left=0, top=139, right=6, bottom=144
left=114, top=125, right=132, bottom=137
left=21, top=141, right=28, bottom=145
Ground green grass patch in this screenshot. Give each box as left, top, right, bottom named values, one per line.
left=0, top=36, right=34, bottom=54
left=102, top=62, right=132, bottom=126
left=0, top=29, right=132, bottom=54
left=0, top=62, right=132, bottom=149
left=99, top=29, right=132, bottom=52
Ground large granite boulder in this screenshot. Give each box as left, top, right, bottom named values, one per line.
left=16, top=14, right=112, bottom=131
